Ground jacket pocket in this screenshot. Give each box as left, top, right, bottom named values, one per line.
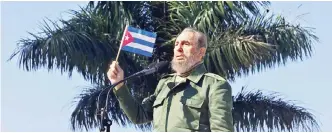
left=178, top=97, right=205, bottom=130
left=180, top=97, right=204, bottom=120
left=180, top=97, right=204, bottom=108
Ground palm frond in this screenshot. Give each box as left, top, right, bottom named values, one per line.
left=70, top=85, right=152, bottom=131
left=8, top=4, right=147, bottom=85
left=166, top=1, right=269, bottom=35
left=233, top=87, right=320, bottom=132
left=204, top=14, right=318, bottom=80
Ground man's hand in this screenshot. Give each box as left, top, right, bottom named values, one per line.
left=107, top=61, right=124, bottom=90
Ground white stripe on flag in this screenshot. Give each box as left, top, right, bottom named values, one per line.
left=129, top=32, right=156, bottom=43
left=126, top=42, right=154, bottom=52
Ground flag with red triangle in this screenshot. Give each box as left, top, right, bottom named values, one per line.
left=121, top=26, right=157, bottom=57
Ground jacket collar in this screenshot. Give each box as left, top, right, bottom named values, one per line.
left=183, top=62, right=207, bottom=83
left=163, top=62, right=206, bottom=92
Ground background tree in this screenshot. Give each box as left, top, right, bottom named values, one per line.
left=9, top=1, right=319, bottom=132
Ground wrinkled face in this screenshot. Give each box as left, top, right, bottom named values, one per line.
left=171, top=31, right=205, bottom=74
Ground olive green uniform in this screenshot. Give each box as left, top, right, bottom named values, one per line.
left=113, top=63, right=234, bottom=132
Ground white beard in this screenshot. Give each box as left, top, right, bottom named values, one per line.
left=171, top=55, right=197, bottom=74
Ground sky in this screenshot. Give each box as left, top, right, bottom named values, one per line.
left=1, top=1, right=332, bottom=132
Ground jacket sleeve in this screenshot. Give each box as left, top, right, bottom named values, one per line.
left=208, top=80, right=234, bottom=132
left=113, top=85, right=156, bottom=124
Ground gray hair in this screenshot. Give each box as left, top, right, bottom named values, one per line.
left=180, top=27, right=208, bottom=49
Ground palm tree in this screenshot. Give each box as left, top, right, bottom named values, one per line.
left=9, top=1, right=320, bottom=132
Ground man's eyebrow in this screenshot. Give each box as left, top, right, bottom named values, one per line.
left=181, top=40, right=190, bottom=43
left=175, top=40, right=191, bottom=44
left=183, top=40, right=191, bottom=44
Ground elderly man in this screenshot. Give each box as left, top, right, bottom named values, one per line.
left=107, top=28, right=234, bottom=132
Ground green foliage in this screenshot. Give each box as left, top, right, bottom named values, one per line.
left=9, top=1, right=319, bottom=132
left=233, top=87, right=319, bottom=132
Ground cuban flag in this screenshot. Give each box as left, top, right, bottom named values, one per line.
left=121, top=26, right=157, bottom=57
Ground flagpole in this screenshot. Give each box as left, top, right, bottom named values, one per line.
left=115, top=25, right=128, bottom=62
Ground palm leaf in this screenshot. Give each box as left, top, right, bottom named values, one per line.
left=8, top=4, right=148, bottom=85
left=204, top=14, right=318, bottom=80
left=166, top=1, right=269, bottom=35
left=233, top=87, right=319, bottom=132
left=70, top=85, right=152, bottom=131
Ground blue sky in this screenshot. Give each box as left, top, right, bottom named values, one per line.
left=1, top=1, right=332, bottom=132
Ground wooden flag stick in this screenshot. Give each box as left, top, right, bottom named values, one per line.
left=115, top=25, right=128, bottom=62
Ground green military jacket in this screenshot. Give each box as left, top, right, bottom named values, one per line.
left=113, top=63, right=234, bottom=132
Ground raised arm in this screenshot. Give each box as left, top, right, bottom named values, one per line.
left=107, top=61, right=154, bottom=124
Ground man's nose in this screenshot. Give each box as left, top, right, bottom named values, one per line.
left=175, top=45, right=183, bottom=52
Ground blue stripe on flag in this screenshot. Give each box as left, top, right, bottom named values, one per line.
left=133, top=38, right=155, bottom=47
left=127, top=26, right=157, bottom=38
left=122, top=46, right=153, bottom=57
